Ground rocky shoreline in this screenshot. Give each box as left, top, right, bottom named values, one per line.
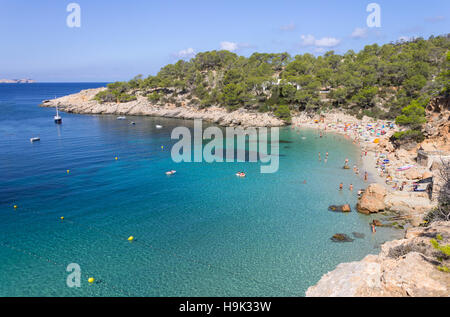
left=41, top=88, right=449, bottom=296
left=40, top=87, right=285, bottom=128
left=306, top=221, right=450, bottom=296
left=292, top=111, right=449, bottom=296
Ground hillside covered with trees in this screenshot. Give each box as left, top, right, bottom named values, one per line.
left=95, top=35, right=449, bottom=140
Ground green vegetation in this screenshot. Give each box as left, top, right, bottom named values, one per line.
left=96, top=35, right=450, bottom=125
left=431, top=238, right=450, bottom=255
left=431, top=238, right=450, bottom=273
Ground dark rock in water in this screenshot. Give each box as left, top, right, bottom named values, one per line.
left=328, top=204, right=352, bottom=212
left=331, top=233, right=354, bottom=243
left=279, top=140, right=293, bottom=144
left=352, top=232, right=365, bottom=239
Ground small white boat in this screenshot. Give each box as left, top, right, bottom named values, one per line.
left=130, top=121, right=136, bottom=125
left=54, top=105, right=62, bottom=124
left=156, top=125, right=163, bottom=129
left=117, top=116, right=126, bottom=120
left=30, top=137, right=40, bottom=143
left=165, top=170, right=176, bottom=175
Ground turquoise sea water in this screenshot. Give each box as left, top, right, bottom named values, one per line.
left=0, top=83, right=402, bottom=296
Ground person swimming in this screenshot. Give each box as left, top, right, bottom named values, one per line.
left=318, top=152, right=321, bottom=161
left=339, top=183, right=343, bottom=190
left=349, top=184, right=353, bottom=191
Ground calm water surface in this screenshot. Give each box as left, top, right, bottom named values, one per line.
left=0, top=83, right=402, bottom=296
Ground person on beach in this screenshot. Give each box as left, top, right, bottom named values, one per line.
left=349, top=184, right=353, bottom=191
left=339, top=183, right=343, bottom=190
left=318, top=152, right=321, bottom=161
left=364, top=171, right=368, bottom=181
left=371, top=223, right=376, bottom=233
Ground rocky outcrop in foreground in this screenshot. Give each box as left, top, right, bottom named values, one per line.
left=356, top=183, right=436, bottom=226
left=40, top=88, right=285, bottom=128
left=306, top=221, right=450, bottom=297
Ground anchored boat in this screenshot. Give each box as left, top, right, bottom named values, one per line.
left=54, top=105, right=62, bottom=124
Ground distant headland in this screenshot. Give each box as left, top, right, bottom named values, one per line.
left=0, top=78, right=36, bottom=83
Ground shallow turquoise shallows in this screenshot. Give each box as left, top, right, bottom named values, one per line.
left=0, top=84, right=402, bottom=296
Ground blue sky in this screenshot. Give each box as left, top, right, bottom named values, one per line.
left=0, top=0, right=448, bottom=82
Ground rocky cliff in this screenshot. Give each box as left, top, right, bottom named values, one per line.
left=306, top=221, right=450, bottom=297
left=40, top=87, right=285, bottom=128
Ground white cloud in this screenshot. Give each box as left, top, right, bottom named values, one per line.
left=220, top=41, right=239, bottom=52
left=351, top=27, right=368, bottom=39
left=300, top=34, right=316, bottom=46
left=301, top=34, right=341, bottom=48
left=425, top=15, right=445, bottom=23
left=176, top=47, right=195, bottom=59
left=280, top=23, right=296, bottom=31
left=315, top=37, right=341, bottom=47
left=219, top=41, right=254, bottom=52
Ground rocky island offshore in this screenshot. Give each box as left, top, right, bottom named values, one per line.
left=0, top=78, right=35, bottom=83
left=41, top=35, right=450, bottom=296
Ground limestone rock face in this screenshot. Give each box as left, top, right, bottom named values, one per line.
left=306, top=221, right=450, bottom=297
left=384, top=192, right=435, bottom=226
left=356, top=183, right=387, bottom=214
left=40, top=88, right=285, bottom=128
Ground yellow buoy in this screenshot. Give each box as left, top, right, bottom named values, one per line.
left=60, top=217, right=64, bottom=220
left=14, top=205, right=17, bottom=209
left=115, top=157, right=118, bottom=160
left=128, top=236, right=134, bottom=242
left=67, top=170, right=70, bottom=174
left=88, top=277, right=95, bottom=284
left=161, top=146, right=164, bottom=150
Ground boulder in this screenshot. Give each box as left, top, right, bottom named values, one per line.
left=357, top=196, right=385, bottom=214
left=342, top=204, right=351, bottom=212
left=404, top=168, right=422, bottom=180
left=331, top=233, right=354, bottom=243
left=329, top=204, right=352, bottom=212
left=356, top=184, right=387, bottom=214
